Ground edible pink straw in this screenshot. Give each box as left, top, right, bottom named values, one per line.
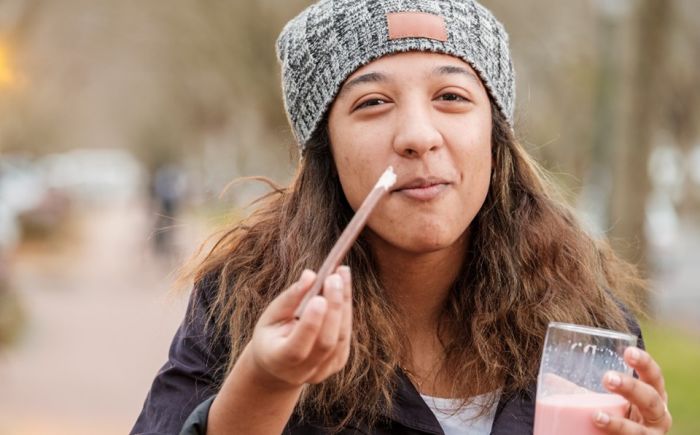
left=294, top=166, right=397, bottom=318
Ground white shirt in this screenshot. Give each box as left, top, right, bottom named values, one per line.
left=420, top=392, right=500, bottom=435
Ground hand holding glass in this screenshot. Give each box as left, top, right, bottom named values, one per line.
left=534, top=322, right=637, bottom=435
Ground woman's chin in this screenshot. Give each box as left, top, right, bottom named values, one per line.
left=405, top=239, right=457, bottom=254
left=366, top=223, right=467, bottom=255
left=389, top=232, right=464, bottom=255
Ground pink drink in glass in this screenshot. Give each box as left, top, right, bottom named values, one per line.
left=534, top=392, right=628, bottom=435
left=535, top=323, right=636, bottom=435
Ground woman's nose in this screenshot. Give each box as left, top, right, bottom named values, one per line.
left=392, top=106, right=443, bottom=158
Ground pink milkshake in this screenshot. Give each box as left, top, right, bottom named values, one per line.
left=534, top=393, right=629, bottom=435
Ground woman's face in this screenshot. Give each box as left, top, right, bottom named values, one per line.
left=327, top=51, right=493, bottom=255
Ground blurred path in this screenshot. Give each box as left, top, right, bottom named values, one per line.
left=0, top=201, right=202, bottom=435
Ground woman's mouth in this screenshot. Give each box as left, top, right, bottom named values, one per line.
left=395, top=183, right=449, bottom=201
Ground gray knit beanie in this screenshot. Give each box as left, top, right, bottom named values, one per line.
left=276, top=0, right=515, bottom=151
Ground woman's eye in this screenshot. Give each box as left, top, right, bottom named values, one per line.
left=356, top=98, right=387, bottom=110
left=437, top=93, right=468, bottom=102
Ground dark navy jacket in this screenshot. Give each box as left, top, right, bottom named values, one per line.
left=131, top=278, right=643, bottom=435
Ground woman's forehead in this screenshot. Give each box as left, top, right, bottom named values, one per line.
left=344, top=52, right=484, bottom=86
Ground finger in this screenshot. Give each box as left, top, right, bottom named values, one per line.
left=628, top=405, right=644, bottom=424
left=339, top=266, right=352, bottom=343
left=307, top=353, right=344, bottom=384
left=261, top=270, right=316, bottom=323
left=604, top=371, right=667, bottom=427
left=594, top=411, right=648, bottom=434
left=304, top=274, right=345, bottom=363
left=306, top=338, right=347, bottom=384
left=625, top=347, right=667, bottom=402
left=307, top=279, right=352, bottom=384
left=279, top=295, right=327, bottom=365
left=306, top=358, right=337, bottom=384
left=336, top=266, right=352, bottom=340
left=337, top=266, right=353, bottom=361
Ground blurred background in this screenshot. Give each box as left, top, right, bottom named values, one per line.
left=0, top=0, right=698, bottom=434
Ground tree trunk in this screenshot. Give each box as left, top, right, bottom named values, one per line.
left=611, top=0, right=673, bottom=310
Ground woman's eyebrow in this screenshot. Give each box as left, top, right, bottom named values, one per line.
left=433, top=65, right=482, bottom=87
left=338, top=72, right=389, bottom=97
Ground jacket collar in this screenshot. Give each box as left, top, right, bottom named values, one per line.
left=386, top=370, right=444, bottom=434
left=385, top=370, right=536, bottom=435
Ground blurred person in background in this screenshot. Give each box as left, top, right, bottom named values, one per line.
left=132, top=0, right=672, bottom=434
left=150, top=162, right=187, bottom=259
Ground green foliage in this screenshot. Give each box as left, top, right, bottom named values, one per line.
left=642, top=321, right=700, bottom=435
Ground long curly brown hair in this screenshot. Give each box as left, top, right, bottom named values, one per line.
left=180, top=103, right=644, bottom=429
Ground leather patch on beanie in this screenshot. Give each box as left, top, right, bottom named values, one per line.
left=387, top=12, right=448, bottom=42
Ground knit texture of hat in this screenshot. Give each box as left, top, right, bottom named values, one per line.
left=276, top=0, right=515, bottom=151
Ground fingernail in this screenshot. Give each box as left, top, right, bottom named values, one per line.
left=628, top=347, right=640, bottom=363
left=606, top=372, right=622, bottom=388
left=330, top=276, right=344, bottom=302
left=595, top=411, right=610, bottom=426
left=307, top=295, right=327, bottom=315
left=339, top=265, right=351, bottom=283
left=329, top=275, right=343, bottom=291
left=301, top=269, right=315, bottom=281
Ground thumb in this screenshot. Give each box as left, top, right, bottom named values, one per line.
left=260, top=269, right=316, bottom=324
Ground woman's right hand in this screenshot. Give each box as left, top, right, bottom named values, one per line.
left=245, top=266, right=353, bottom=390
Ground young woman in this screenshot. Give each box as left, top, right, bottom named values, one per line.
left=132, top=1, right=672, bottom=434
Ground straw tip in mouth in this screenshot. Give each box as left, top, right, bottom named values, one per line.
left=377, top=166, right=397, bottom=190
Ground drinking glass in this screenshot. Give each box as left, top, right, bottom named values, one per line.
left=533, top=322, right=637, bottom=435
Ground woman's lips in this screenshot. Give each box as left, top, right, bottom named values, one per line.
left=395, top=183, right=449, bottom=201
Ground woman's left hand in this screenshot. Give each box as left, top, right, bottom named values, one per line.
left=594, top=347, right=672, bottom=434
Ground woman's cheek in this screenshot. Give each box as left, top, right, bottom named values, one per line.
left=337, top=164, right=374, bottom=212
